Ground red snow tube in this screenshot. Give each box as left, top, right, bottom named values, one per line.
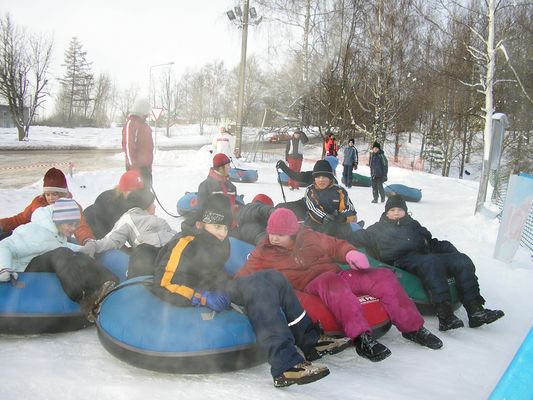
left=296, top=291, right=391, bottom=339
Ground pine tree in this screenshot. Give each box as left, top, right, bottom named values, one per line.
left=56, top=37, right=94, bottom=126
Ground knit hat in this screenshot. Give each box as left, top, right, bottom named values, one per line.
left=43, top=168, right=68, bottom=194
left=213, top=153, right=231, bottom=168
left=52, top=198, right=81, bottom=224
left=117, top=170, right=144, bottom=192
left=385, top=194, right=408, bottom=213
left=267, top=208, right=300, bottom=236
left=131, top=98, right=151, bottom=116
left=372, top=141, right=381, bottom=150
left=312, top=159, right=334, bottom=179
left=252, top=194, right=274, bottom=207
left=202, top=194, right=232, bottom=226
left=127, top=189, right=155, bottom=210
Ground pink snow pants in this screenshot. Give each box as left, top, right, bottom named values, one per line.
left=304, top=268, right=424, bottom=338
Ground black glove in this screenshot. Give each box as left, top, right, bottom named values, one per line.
left=322, top=214, right=334, bottom=225
left=276, top=160, right=285, bottom=170
left=209, top=150, right=213, bottom=154
left=353, top=163, right=358, bottom=171
left=334, top=212, right=347, bottom=223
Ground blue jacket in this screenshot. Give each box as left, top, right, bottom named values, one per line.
left=342, top=146, right=358, bottom=166
left=0, top=205, right=81, bottom=271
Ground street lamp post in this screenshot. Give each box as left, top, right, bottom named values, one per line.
left=227, top=1, right=261, bottom=159
left=148, top=61, right=174, bottom=151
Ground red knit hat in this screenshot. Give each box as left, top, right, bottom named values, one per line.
left=43, top=168, right=68, bottom=194
left=213, top=153, right=231, bottom=168
left=267, top=208, right=300, bottom=235
left=252, top=194, right=274, bottom=207
left=117, top=170, right=144, bottom=192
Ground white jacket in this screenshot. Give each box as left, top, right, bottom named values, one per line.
left=87, top=208, right=177, bottom=255
left=0, top=205, right=81, bottom=272
left=211, top=132, right=236, bottom=158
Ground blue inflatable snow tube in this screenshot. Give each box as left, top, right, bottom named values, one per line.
left=96, top=276, right=264, bottom=373
left=489, top=326, right=533, bottom=400
left=0, top=272, right=89, bottom=334
left=176, top=192, right=200, bottom=216
left=385, top=184, right=422, bottom=202
left=229, top=168, right=258, bottom=183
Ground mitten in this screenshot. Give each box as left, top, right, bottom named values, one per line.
left=0, top=267, right=18, bottom=282
left=192, top=291, right=230, bottom=312
left=345, top=250, right=370, bottom=270
left=276, top=160, right=284, bottom=169
left=79, top=240, right=97, bottom=258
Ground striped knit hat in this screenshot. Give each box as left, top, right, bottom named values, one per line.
left=52, top=198, right=81, bottom=224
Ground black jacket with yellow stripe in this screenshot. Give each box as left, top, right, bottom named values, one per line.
left=152, top=222, right=232, bottom=307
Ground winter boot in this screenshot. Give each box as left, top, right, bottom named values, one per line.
left=402, top=326, right=443, bottom=349
left=80, top=280, right=117, bottom=323
left=354, top=332, right=391, bottom=362
left=464, top=300, right=504, bottom=328
left=435, top=302, right=464, bottom=331
left=305, top=335, right=353, bottom=361
left=273, top=361, right=330, bottom=387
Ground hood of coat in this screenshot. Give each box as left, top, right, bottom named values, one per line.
left=30, top=204, right=61, bottom=235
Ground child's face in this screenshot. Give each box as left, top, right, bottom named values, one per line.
left=57, top=222, right=79, bottom=237
left=203, top=223, right=229, bottom=241
left=44, top=191, right=64, bottom=204
left=217, top=163, right=231, bottom=176
left=372, top=147, right=379, bottom=153
left=268, top=233, right=294, bottom=249
left=386, top=207, right=406, bottom=220
left=314, top=175, right=332, bottom=190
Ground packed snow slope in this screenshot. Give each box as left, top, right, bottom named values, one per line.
left=0, top=127, right=531, bottom=400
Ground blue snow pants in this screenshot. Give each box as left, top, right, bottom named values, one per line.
left=229, top=270, right=320, bottom=377
left=396, top=252, right=481, bottom=304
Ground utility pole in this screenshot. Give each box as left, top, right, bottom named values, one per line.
left=235, top=0, right=250, bottom=159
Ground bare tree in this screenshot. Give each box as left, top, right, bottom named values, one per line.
left=0, top=14, right=53, bottom=140
left=115, top=83, right=139, bottom=122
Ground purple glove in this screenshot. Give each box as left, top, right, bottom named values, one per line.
left=345, top=250, right=370, bottom=270
left=192, top=291, right=231, bottom=312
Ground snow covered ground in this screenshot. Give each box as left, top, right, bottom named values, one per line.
left=0, top=126, right=531, bottom=400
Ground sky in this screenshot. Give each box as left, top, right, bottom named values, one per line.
left=2, top=1, right=288, bottom=99
left=0, top=126, right=532, bottom=399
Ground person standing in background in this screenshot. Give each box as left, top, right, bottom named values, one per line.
left=342, top=139, right=358, bottom=188
left=122, top=98, right=154, bottom=187
left=369, top=142, right=388, bottom=203
left=324, top=133, right=338, bottom=157
left=210, top=126, right=236, bottom=159
left=285, top=130, right=308, bottom=191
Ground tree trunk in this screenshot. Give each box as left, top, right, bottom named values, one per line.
left=475, top=0, right=496, bottom=214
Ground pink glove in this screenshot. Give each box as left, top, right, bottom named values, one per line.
left=345, top=250, right=370, bottom=270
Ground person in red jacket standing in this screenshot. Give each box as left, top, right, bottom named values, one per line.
left=0, top=167, right=94, bottom=244
left=238, top=208, right=444, bottom=362
left=122, top=98, right=154, bottom=186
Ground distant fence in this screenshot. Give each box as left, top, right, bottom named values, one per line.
left=0, top=161, right=74, bottom=176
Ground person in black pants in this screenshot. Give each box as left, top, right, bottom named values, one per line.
left=369, top=141, right=388, bottom=203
